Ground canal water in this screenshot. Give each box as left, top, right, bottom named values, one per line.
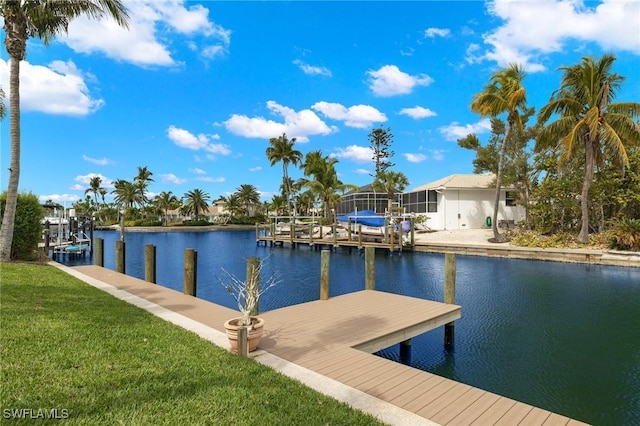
left=60, top=229, right=640, bottom=425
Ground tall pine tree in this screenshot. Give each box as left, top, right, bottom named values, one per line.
left=368, top=127, right=395, bottom=177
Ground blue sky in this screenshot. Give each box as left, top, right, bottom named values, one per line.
left=1, top=0, right=639, bottom=205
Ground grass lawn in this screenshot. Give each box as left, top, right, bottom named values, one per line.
left=0, top=262, right=386, bottom=425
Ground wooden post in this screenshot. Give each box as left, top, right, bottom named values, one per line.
left=332, top=224, right=337, bottom=247
left=347, top=218, right=352, bottom=241
left=320, top=249, right=330, bottom=300
left=184, top=248, right=197, bottom=296
left=89, top=218, right=94, bottom=254
left=94, top=237, right=104, bottom=267
left=115, top=240, right=125, bottom=274
left=365, top=246, right=375, bottom=290
left=444, top=253, right=456, bottom=348
left=237, top=327, right=249, bottom=358
left=271, top=221, right=276, bottom=242
left=410, top=217, right=415, bottom=249
left=246, top=257, right=260, bottom=316
left=309, top=223, right=314, bottom=247
left=145, top=244, right=156, bottom=284
left=400, top=339, right=412, bottom=364
left=358, top=224, right=363, bottom=247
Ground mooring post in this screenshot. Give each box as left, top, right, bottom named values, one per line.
left=89, top=218, right=94, bottom=254
left=115, top=240, right=125, bottom=274
left=145, top=244, right=156, bottom=284
left=365, top=246, right=375, bottom=290
left=246, top=257, right=260, bottom=316
left=444, top=252, right=456, bottom=348
left=184, top=248, right=197, bottom=296
left=400, top=339, right=412, bottom=365
left=320, top=249, right=330, bottom=300
left=237, top=326, right=249, bottom=358
left=94, top=238, right=104, bottom=267
left=410, top=217, right=415, bottom=250
left=309, top=223, right=314, bottom=247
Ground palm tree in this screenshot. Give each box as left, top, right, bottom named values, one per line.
left=471, top=64, right=527, bottom=243
left=235, top=184, right=260, bottom=217
left=112, top=179, right=141, bottom=210
left=183, top=189, right=211, bottom=221
left=266, top=133, right=302, bottom=218
left=372, top=170, right=410, bottom=214
left=155, top=191, right=179, bottom=226
left=0, top=0, right=129, bottom=262
left=134, top=166, right=154, bottom=210
left=537, top=55, right=640, bottom=243
left=301, top=153, right=357, bottom=220
left=112, top=179, right=140, bottom=241
left=269, top=194, right=286, bottom=217
left=84, top=176, right=104, bottom=205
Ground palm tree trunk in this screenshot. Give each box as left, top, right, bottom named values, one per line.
left=578, top=140, right=595, bottom=243
left=283, top=164, right=292, bottom=217
left=491, top=128, right=509, bottom=243
left=0, top=56, right=22, bottom=261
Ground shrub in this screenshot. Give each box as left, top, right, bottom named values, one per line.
left=0, top=192, right=44, bottom=260
left=609, top=218, right=640, bottom=251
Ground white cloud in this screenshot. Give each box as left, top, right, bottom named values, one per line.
left=62, top=0, right=231, bottom=67
left=160, top=173, right=187, bottom=184
left=0, top=59, right=103, bottom=116
left=439, top=119, right=492, bottom=141
left=224, top=101, right=336, bottom=142
left=74, top=173, right=113, bottom=188
left=429, top=149, right=445, bottom=161
left=331, top=145, right=373, bottom=163
left=39, top=194, right=80, bottom=204
left=190, top=168, right=206, bottom=175
left=355, top=168, right=370, bottom=175
left=367, top=65, right=433, bottom=97
left=249, top=166, right=262, bottom=172
left=167, top=126, right=231, bottom=156
left=399, top=106, right=437, bottom=119
left=473, top=0, right=640, bottom=71
left=82, top=155, right=114, bottom=166
left=196, top=176, right=225, bottom=183
left=424, top=28, right=450, bottom=38
left=293, top=59, right=332, bottom=77
left=404, top=153, right=427, bottom=163
left=312, top=101, right=387, bottom=129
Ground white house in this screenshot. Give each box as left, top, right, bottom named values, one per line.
left=402, top=173, right=525, bottom=230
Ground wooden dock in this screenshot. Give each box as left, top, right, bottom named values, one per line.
left=255, top=223, right=412, bottom=253
left=71, top=265, right=589, bottom=425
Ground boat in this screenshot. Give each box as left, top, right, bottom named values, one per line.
left=337, top=210, right=415, bottom=243
left=337, top=210, right=387, bottom=240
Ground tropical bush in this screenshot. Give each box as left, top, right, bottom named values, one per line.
left=609, top=218, right=640, bottom=251
left=0, top=191, right=43, bottom=260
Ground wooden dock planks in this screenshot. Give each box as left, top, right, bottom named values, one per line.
left=71, top=265, right=589, bottom=426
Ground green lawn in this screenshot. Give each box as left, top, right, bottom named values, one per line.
left=0, top=263, right=386, bottom=425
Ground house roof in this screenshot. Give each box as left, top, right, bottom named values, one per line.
left=410, top=173, right=497, bottom=191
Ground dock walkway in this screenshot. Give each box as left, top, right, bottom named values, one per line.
left=70, top=265, right=588, bottom=426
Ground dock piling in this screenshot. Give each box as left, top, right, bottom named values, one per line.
left=115, top=240, right=125, bottom=274
left=365, top=246, right=375, bottom=290
left=320, top=249, right=330, bottom=300
left=94, top=238, right=104, bottom=267
left=444, top=253, right=456, bottom=348
left=145, top=244, right=156, bottom=284
left=183, top=248, right=197, bottom=296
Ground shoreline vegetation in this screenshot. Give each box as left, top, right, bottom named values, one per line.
left=0, top=262, right=385, bottom=426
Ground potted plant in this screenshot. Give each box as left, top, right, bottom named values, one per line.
left=219, top=256, right=279, bottom=353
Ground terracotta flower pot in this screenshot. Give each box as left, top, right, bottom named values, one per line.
left=224, top=316, right=265, bottom=353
